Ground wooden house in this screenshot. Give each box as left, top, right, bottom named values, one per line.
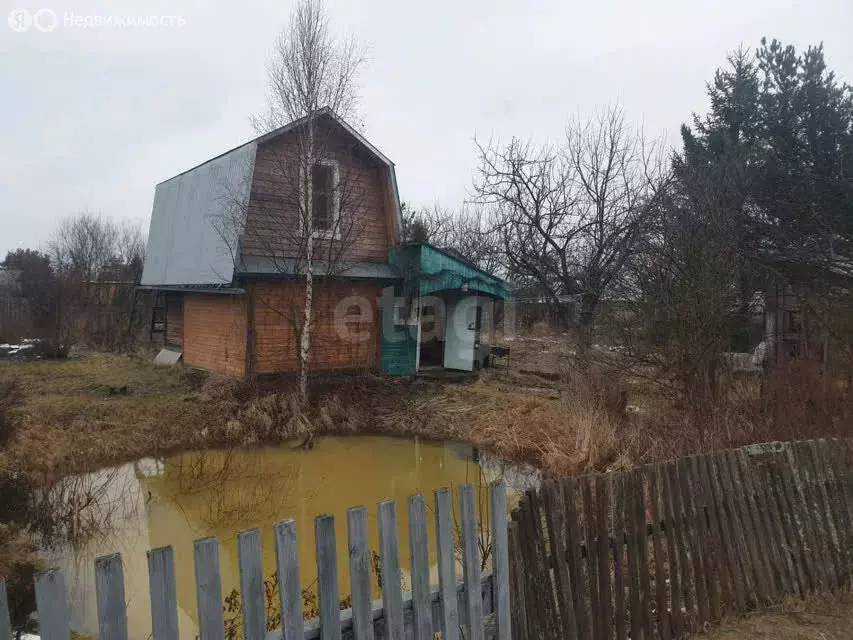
left=140, top=109, right=510, bottom=376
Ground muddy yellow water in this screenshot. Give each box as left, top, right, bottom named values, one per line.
left=44, top=436, right=531, bottom=639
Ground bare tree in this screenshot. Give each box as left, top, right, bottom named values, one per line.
left=216, top=0, right=367, bottom=401
left=401, top=204, right=503, bottom=274
left=48, top=213, right=147, bottom=350
left=475, top=105, right=669, bottom=360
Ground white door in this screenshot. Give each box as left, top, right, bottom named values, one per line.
left=443, top=295, right=476, bottom=371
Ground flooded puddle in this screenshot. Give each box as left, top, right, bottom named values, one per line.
left=41, top=436, right=536, bottom=639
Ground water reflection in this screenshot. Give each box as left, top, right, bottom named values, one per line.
left=40, top=436, right=536, bottom=639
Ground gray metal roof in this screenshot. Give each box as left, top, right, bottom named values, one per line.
left=141, top=140, right=257, bottom=287
left=142, top=108, right=402, bottom=287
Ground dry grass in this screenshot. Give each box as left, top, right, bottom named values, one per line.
left=704, top=594, right=853, bottom=639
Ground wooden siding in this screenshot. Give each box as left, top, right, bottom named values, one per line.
left=164, top=293, right=183, bottom=348
left=252, top=281, right=381, bottom=374
left=242, top=122, right=394, bottom=265
left=183, top=294, right=247, bottom=376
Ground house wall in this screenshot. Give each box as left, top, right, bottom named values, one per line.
left=164, top=293, right=184, bottom=348
left=252, top=281, right=381, bottom=374
left=183, top=294, right=247, bottom=376
left=242, top=122, right=394, bottom=264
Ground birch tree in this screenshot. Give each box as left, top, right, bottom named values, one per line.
left=243, top=0, right=366, bottom=402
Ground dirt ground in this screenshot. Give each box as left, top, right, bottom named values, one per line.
left=704, top=595, right=853, bottom=639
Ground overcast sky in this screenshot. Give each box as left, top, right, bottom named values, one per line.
left=1, top=0, right=851, bottom=258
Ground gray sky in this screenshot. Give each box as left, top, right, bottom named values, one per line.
left=1, top=0, right=851, bottom=258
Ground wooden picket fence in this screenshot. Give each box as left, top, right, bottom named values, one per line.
left=0, top=481, right=512, bottom=640
left=507, top=438, right=853, bottom=640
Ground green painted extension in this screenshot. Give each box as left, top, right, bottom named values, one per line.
left=380, top=243, right=512, bottom=376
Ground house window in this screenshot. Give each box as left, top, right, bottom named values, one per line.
left=310, top=159, right=339, bottom=234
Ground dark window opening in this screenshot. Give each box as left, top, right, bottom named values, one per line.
left=312, top=164, right=333, bottom=231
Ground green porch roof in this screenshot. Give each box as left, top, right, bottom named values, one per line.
left=389, top=243, right=511, bottom=299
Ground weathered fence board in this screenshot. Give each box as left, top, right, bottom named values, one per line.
left=147, top=547, right=179, bottom=640
left=509, top=438, right=853, bottom=640
left=346, top=507, right=373, bottom=640
left=95, top=553, right=129, bottom=640
left=194, top=537, right=225, bottom=640
left=5, top=482, right=511, bottom=640
left=239, top=529, right=266, bottom=640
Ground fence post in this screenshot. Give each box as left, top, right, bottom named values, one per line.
left=378, top=500, right=404, bottom=639
left=435, top=488, right=460, bottom=640
left=315, top=514, right=342, bottom=640
left=408, top=493, right=432, bottom=640
left=0, top=580, right=12, bottom=640
left=34, top=568, right=70, bottom=640
left=95, top=553, right=129, bottom=640
left=490, top=480, right=512, bottom=640
left=194, top=537, right=225, bottom=640
left=460, top=484, right=485, bottom=640
left=274, top=520, right=305, bottom=640
left=347, top=506, right=374, bottom=640
left=238, top=528, right=266, bottom=640
left=148, top=547, right=179, bottom=640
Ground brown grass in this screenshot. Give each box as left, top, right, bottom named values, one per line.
left=704, top=594, right=853, bottom=639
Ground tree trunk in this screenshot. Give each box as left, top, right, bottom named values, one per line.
left=576, top=293, right=597, bottom=370
left=297, top=120, right=316, bottom=405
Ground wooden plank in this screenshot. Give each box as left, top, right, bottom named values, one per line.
left=758, top=452, right=796, bottom=596
left=689, top=455, right=720, bottom=620
left=714, top=451, right=755, bottom=606
left=645, top=466, right=671, bottom=640
left=666, top=462, right=695, bottom=630
left=706, top=454, right=747, bottom=610
left=460, top=484, right=485, bottom=640
left=595, top=475, right=612, bottom=640
left=561, top=477, right=587, bottom=637
left=624, top=472, right=642, bottom=640
left=722, top=451, right=767, bottom=605
left=0, top=580, right=11, bottom=640
left=194, top=537, right=225, bottom=640
left=237, top=529, right=266, bottom=640
left=676, top=458, right=708, bottom=627
left=378, top=499, right=406, bottom=638
left=95, top=553, right=129, bottom=640
left=347, top=507, right=374, bottom=640
left=816, top=439, right=852, bottom=589
left=528, top=488, right=560, bottom=636
left=489, top=480, right=512, bottom=640
left=541, top=480, right=576, bottom=639
left=659, top=463, right=683, bottom=637
left=407, top=494, right=432, bottom=640
left=34, top=568, right=69, bottom=640
left=778, top=446, right=818, bottom=592
left=827, top=439, right=853, bottom=582
left=520, top=493, right=553, bottom=638
left=634, top=470, right=653, bottom=640
left=733, top=450, right=779, bottom=601
left=274, top=520, right=305, bottom=640
left=581, top=477, right=601, bottom=640
left=507, top=521, right=528, bottom=640
left=767, top=454, right=808, bottom=597
left=803, top=441, right=840, bottom=591
left=316, top=514, right=342, bottom=640
left=789, top=443, right=830, bottom=592
left=434, top=488, right=460, bottom=640
left=611, top=473, right=627, bottom=640
left=697, top=454, right=733, bottom=611
left=147, top=547, right=179, bottom=640
left=810, top=440, right=846, bottom=590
